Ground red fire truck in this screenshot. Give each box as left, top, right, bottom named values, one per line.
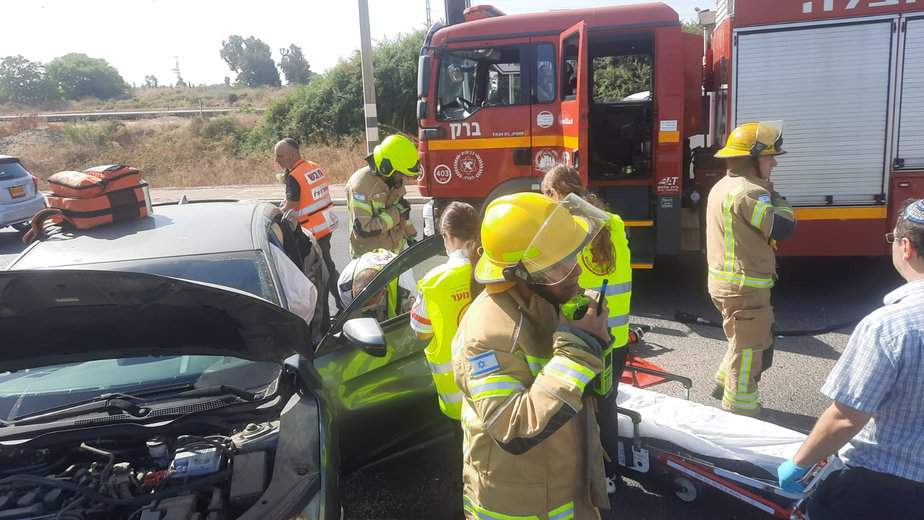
left=416, top=0, right=924, bottom=267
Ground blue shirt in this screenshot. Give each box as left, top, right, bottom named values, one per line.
left=821, top=280, right=924, bottom=483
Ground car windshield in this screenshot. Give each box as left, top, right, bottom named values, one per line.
left=0, top=356, right=282, bottom=421
left=0, top=161, right=30, bottom=180
left=0, top=250, right=283, bottom=423
left=67, top=250, right=279, bottom=304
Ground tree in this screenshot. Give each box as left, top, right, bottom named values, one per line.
left=279, top=44, right=313, bottom=85
left=220, top=35, right=281, bottom=87
left=46, top=53, right=128, bottom=100
left=0, top=55, right=58, bottom=104
left=593, top=56, right=652, bottom=102
left=682, top=21, right=703, bottom=35
left=250, top=29, right=424, bottom=148
left=144, top=75, right=158, bottom=88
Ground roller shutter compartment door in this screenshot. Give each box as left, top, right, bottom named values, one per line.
left=735, top=21, right=894, bottom=206
left=897, top=18, right=924, bottom=169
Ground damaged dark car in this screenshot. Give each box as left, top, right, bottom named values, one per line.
left=0, top=202, right=452, bottom=519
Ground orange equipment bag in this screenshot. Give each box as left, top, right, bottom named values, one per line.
left=45, top=183, right=149, bottom=230
left=47, top=164, right=143, bottom=199
left=24, top=165, right=151, bottom=244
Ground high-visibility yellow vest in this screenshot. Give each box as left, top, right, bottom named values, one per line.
left=578, top=213, right=632, bottom=395
left=417, top=260, right=472, bottom=420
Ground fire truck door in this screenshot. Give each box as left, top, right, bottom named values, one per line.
left=559, top=21, right=590, bottom=178
left=427, top=42, right=534, bottom=198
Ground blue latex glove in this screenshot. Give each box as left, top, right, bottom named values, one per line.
left=777, top=459, right=809, bottom=493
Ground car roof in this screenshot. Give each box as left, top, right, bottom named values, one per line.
left=0, top=155, right=19, bottom=163
left=10, top=201, right=270, bottom=270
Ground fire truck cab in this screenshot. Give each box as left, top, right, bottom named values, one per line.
left=416, top=2, right=702, bottom=268
left=416, top=0, right=924, bottom=266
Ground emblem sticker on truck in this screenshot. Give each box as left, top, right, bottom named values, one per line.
left=454, top=151, right=484, bottom=181
left=656, top=176, right=681, bottom=195
left=433, top=164, right=453, bottom=185
left=535, top=149, right=559, bottom=172
left=537, top=111, right=555, bottom=129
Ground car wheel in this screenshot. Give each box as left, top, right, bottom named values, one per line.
left=11, top=222, right=30, bottom=232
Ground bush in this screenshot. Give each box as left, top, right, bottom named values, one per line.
left=248, top=29, right=425, bottom=149
left=61, top=120, right=130, bottom=147
left=189, top=116, right=244, bottom=141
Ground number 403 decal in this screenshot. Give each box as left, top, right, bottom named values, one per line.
left=449, top=122, right=482, bottom=140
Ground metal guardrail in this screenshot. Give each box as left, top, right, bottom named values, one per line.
left=0, top=107, right=266, bottom=123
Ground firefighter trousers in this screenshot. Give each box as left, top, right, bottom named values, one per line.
left=711, top=287, right=773, bottom=415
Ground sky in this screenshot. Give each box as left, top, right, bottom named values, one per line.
left=0, top=0, right=705, bottom=86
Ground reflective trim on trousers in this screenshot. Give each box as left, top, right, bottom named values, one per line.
left=708, top=267, right=774, bottom=289
left=738, top=348, right=753, bottom=394
left=543, top=356, right=595, bottom=392
left=462, top=496, right=573, bottom=520
left=296, top=199, right=332, bottom=217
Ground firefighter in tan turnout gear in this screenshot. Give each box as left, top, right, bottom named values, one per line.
left=453, top=192, right=613, bottom=520
left=706, top=121, right=797, bottom=416
left=346, top=134, right=419, bottom=258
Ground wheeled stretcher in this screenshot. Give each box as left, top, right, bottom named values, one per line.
left=613, top=361, right=841, bottom=519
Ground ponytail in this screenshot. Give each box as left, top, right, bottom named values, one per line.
left=541, top=165, right=616, bottom=274
left=439, top=201, right=483, bottom=296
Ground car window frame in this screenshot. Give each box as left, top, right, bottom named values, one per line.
left=317, top=235, right=445, bottom=355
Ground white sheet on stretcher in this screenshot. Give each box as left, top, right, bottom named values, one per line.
left=614, top=385, right=806, bottom=477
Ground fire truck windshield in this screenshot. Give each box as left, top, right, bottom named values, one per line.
left=437, top=46, right=524, bottom=120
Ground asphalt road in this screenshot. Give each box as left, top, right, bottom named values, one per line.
left=0, top=206, right=902, bottom=519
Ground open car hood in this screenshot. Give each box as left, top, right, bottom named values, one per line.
left=0, top=270, right=313, bottom=372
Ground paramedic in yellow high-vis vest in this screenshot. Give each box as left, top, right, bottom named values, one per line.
left=543, top=165, right=632, bottom=495
left=410, top=202, right=481, bottom=420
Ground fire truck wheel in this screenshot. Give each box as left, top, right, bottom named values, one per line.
left=672, top=476, right=699, bottom=503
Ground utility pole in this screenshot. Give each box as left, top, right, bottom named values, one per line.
left=358, top=0, right=379, bottom=154
left=425, top=0, right=432, bottom=26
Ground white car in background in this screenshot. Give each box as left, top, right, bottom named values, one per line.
left=0, top=155, right=45, bottom=231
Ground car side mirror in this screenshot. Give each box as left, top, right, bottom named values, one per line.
left=342, top=318, right=387, bottom=357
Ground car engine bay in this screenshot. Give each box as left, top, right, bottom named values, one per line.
left=0, top=421, right=282, bottom=520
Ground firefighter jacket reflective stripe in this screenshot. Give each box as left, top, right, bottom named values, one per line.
left=414, top=252, right=472, bottom=420
left=289, top=159, right=336, bottom=239
left=452, top=287, right=608, bottom=519
left=706, top=173, right=795, bottom=291
left=346, top=166, right=417, bottom=257
left=578, top=213, right=632, bottom=350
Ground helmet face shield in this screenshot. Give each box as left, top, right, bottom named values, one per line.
left=520, top=194, right=608, bottom=286
left=754, top=120, right=785, bottom=156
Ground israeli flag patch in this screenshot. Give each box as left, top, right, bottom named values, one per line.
left=469, top=351, right=501, bottom=377
left=758, top=194, right=771, bottom=203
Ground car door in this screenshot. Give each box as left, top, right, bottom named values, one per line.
left=312, top=236, right=449, bottom=472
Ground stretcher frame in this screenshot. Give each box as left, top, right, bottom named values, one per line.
left=616, top=361, right=840, bottom=519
